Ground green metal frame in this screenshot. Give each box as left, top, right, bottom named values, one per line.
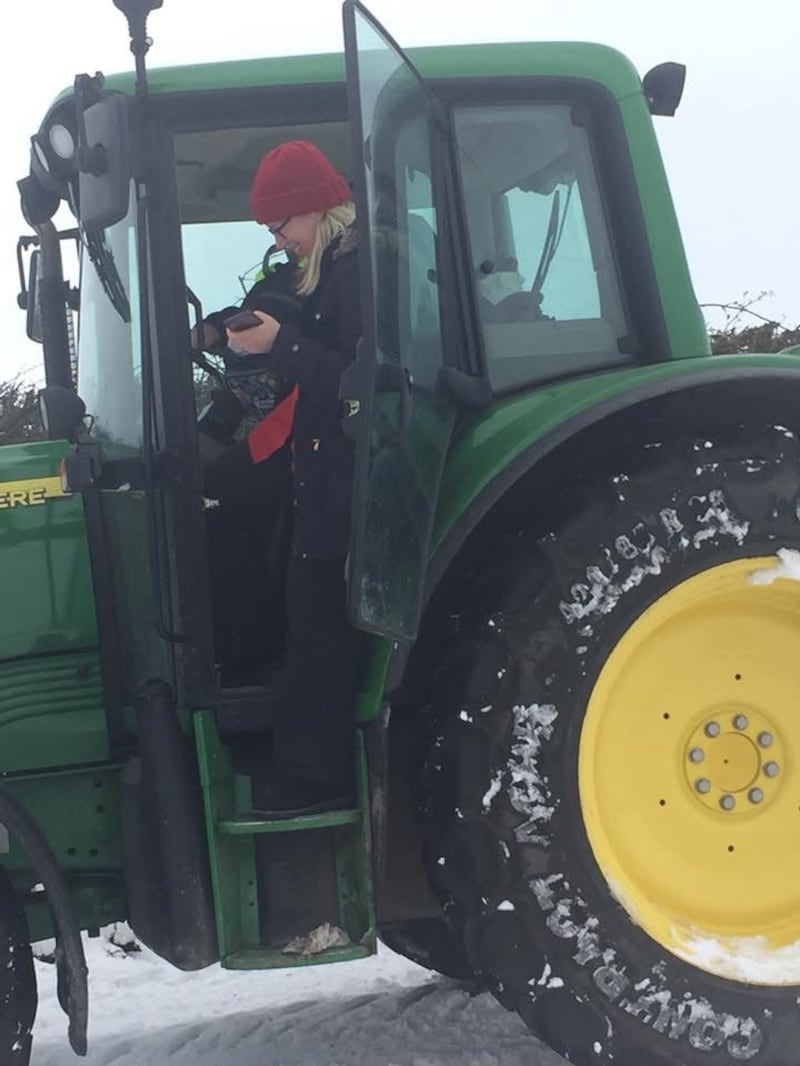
left=193, top=710, right=376, bottom=968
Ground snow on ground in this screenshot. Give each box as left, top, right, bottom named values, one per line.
left=31, top=933, right=568, bottom=1065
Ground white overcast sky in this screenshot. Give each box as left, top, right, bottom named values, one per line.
left=2, top=0, right=797, bottom=380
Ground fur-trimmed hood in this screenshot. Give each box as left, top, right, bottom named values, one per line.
left=331, top=222, right=358, bottom=261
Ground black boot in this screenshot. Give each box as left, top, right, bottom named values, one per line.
left=251, top=778, right=355, bottom=819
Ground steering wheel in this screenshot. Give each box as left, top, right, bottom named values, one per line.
left=186, top=284, right=230, bottom=387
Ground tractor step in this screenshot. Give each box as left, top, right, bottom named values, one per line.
left=224, top=943, right=373, bottom=970
left=218, top=809, right=361, bottom=834
left=193, top=709, right=376, bottom=969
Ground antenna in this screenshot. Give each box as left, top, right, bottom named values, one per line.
left=111, top=0, right=164, bottom=97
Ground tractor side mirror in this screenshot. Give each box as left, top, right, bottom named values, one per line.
left=643, top=62, right=687, bottom=117
left=25, top=250, right=43, bottom=344
left=77, top=93, right=133, bottom=231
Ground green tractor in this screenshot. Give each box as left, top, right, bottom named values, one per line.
left=5, top=0, right=799, bottom=1062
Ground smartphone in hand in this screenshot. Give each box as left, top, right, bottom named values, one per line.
left=224, top=310, right=263, bottom=332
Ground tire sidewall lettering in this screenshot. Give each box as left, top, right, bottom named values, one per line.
left=423, top=432, right=800, bottom=1065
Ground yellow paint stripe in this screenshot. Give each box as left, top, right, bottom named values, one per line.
left=0, top=476, right=70, bottom=508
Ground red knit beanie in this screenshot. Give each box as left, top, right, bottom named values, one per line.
left=249, top=140, right=351, bottom=224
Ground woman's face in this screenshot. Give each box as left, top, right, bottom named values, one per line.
left=266, top=211, right=322, bottom=258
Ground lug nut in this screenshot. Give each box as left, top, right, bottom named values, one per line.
left=720, top=794, right=736, bottom=811
left=704, top=721, right=721, bottom=738
left=757, top=732, right=773, bottom=748
left=764, top=761, right=781, bottom=778
left=732, top=714, right=748, bottom=730
left=696, top=778, right=711, bottom=794
left=748, top=788, right=764, bottom=804
left=689, top=747, right=705, bottom=763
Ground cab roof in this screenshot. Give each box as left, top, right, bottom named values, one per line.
left=100, top=41, right=643, bottom=100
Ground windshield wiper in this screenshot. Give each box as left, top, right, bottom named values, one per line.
left=530, top=183, right=574, bottom=307
left=83, top=227, right=131, bottom=323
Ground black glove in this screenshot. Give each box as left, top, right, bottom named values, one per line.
left=202, top=438, right=254, bottom=503
left=197, top=388, right=245, bottom=445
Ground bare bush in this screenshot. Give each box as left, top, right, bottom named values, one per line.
left=0, top=379, right=43, bottom=444
left=704, top=293, right=800, bottom=354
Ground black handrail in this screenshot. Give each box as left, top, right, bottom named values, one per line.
left=0, top=786, right=88, bottom=1056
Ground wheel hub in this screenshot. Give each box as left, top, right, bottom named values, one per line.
left=579, top=556, right=800, bottom=984
left=685, top=712, right=782, bottom=812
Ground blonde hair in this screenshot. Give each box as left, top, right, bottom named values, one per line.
left=296, top=202, right=356, bottom=296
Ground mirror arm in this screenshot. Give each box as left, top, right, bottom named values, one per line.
left=34, top=222, right=73, bottom=390
left=15, top=234, right=38, bottom=311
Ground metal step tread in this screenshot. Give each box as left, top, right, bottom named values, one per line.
left=223, top=942, right=373, bottom=969
left=218, top=807, right=361, bottom=835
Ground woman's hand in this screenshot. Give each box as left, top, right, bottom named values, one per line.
left=225, top=310, right=281, bottom=354
left=190, top=321, right=222, bottom=352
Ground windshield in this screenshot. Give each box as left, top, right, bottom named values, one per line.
left=182, top=219, right=272, bottom=313
left=77, top=182, right=142, bottom=449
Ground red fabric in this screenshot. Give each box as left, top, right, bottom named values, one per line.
left=247, top=386, right=299, bottom=463
left=249, top=140, right=350, bottom=224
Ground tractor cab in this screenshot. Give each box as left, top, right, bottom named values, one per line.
left=11, top=4, right=796, bottom=1066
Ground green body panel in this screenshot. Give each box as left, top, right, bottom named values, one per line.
left=0, top=651, right=108, bottom=771
left=614, top=92, right=709, bottom=361
left=0, top=441, right=108, bottom=773
left=5, top=765, right=124, bottom=940
left=353, top=352, right=800, bottom=723
left=432, top=352, right=800, bottom=551
left=0, top=442, right=97, bottom=659
left=2, top=766, right=122, bottom=873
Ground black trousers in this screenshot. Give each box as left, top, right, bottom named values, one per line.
left=270, top=553, right=360, bottom=789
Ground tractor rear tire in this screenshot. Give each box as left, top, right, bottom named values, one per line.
left=0, top=868, right=36, bottom=1063
left=419, top=426, right=800, bottom=1065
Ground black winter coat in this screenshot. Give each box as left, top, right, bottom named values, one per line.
left=206, top=227, right=360, bottom=560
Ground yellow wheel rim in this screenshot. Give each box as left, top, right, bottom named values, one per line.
left=579, top=556, right=800, bottom=985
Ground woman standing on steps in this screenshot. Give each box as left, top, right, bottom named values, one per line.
left=210, top=139, right=362, bottom=817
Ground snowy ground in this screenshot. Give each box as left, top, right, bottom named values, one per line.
left=31, top=931, right=568, bottom=1065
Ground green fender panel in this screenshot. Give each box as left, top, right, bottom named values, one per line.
left=356, top=351, right=800, bottom=721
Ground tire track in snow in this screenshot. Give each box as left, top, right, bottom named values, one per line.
left=53, top=984, right=561, bottom=1065
left=30, top=939, right=568, bottom=1066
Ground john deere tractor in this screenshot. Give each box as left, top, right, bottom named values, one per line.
left=4, top=0, right=799, bottom=1062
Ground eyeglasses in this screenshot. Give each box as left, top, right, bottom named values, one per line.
left=267, top=217, right=292, bottom=239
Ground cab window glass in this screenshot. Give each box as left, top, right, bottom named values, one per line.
left=454, top=102, right=631, bottom=390
left=77, top=182, right=141, bottom=449
left=378, top=117, right=442, bottom=385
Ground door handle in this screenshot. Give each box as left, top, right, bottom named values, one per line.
left=376, top=362, right=414, bottom=436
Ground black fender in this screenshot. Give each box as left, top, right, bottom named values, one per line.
left=0, top=785, right=87, bottom=1056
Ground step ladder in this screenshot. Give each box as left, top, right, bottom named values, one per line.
left=193, top=709, right=376, bottom=969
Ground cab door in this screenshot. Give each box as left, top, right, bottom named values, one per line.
left=342, top=0, right=459, bottom=641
